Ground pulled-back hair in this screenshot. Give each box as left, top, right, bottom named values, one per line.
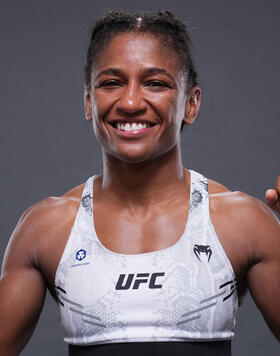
left=85, top=10, right=198, bottom=91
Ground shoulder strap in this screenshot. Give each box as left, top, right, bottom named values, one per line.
left=70, top=176, right=96, bottom=236
left=80, top=176, right=95, bottom=215
left=188, top=170, right=210, bottom=224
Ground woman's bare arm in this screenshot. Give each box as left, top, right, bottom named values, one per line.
left=0, top=189, right=81, bottom=356
left=210, top=187, right=280, bottom=341
left=0, top=208, right=47, bottom=356
left=243, top=197, right=280, bottom=341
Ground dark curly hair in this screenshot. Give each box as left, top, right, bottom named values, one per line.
left=85, top=10, right=198, bottom=92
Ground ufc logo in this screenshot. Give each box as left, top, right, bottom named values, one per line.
left=115, top=272, right=165, bottom=290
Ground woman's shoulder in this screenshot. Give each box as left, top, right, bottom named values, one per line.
left=11, top=182, right=86, bottom=250
left=208, top=177, right=279, bottom=247
left=3, top=181, right=87, bottom=278
left=208, top=177, right=274, bottom=219
left=24, top=183, right=84, bottom=224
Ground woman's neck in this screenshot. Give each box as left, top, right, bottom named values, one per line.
left=98, top=146, right=189, bottom=208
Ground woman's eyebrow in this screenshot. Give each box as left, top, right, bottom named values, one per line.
left=92, top=68, right=123, bottom=86
left=95, top=67, right=175, bottom=81
left=96, top=68, right=122, bottom=79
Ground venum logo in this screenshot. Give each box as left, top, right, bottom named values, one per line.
left=115, top=272, right=165, bottom=290
left=193, top=244, right=212, bottom=262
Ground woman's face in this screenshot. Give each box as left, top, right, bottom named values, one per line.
left=85, top=32, right=200, bottom=164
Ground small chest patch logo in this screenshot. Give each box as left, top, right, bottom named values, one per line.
left=194, top=244, right=212, bottom=262
left=76, top=249, right=87, bottom=261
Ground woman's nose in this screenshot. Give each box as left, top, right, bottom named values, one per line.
left=116, top=83, right=146, bottom=114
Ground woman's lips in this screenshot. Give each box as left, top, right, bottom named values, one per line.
left=107, top=120, right=158, bottom=138
left=109, top=124, right=158, bottom=138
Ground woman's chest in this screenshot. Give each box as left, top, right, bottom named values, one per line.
left=94, top=203, right=248, bottom=284
left=93, top=202, right=189, bottom=254
left=54, top=223, right=238, bottom=342
left=43, top=195, right=248, bottom=303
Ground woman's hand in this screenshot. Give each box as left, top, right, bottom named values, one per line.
left=266, top=174, right=280, bottom=215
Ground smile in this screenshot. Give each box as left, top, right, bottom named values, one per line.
left=110, top=121, right=157, bottom=132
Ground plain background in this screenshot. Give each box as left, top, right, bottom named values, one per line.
left=0, top=0, right=279, bottom=355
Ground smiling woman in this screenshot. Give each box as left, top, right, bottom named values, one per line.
left=85, top=31, right=199, bottom=163
left=0, top=10, right=280, bottom=356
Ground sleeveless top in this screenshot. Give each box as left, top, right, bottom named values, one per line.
left=55, top=170, right=238, bottom=346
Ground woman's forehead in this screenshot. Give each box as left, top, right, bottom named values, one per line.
left=94, top=32, right=183, bottom=74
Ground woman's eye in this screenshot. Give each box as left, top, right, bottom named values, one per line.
left=99, top=80, right=122, bottom=88
left=145, top=81, right=169, bottom=88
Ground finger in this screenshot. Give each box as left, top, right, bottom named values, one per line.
left=275, top=174, right=280, bottom=194
left=266, top=190, right=280, bottom=215
left=265, top=189, right=278, bottom=208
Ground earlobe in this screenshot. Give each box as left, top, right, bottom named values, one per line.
left=84, top=86, right=93, bottom=121
left=183, top=87, right=201, bottom=126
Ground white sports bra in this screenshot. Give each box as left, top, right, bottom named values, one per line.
left=55, top=170, right=238, bottom=346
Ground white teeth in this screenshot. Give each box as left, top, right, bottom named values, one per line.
left=115, top=122, right=151, bottom=131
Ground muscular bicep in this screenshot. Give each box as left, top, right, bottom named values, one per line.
left=246, top=204, right=280, bottom=342
left=0, top=210, right=47, bottom=355
left=0, top=269, right=46, bottom=355
left=247, top=256, right=280, bottom=341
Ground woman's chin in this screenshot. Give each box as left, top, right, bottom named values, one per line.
left=104, top=145, right=178, bottom=167
left=105, top=148, right=160, bottom=165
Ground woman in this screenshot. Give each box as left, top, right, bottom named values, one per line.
left=0, top=11, right=279, bottom=356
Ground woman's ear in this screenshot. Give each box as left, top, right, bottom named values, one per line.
left=84, top=86, right=93, bottom=121
left=183, top=87, right=201, bottom=125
